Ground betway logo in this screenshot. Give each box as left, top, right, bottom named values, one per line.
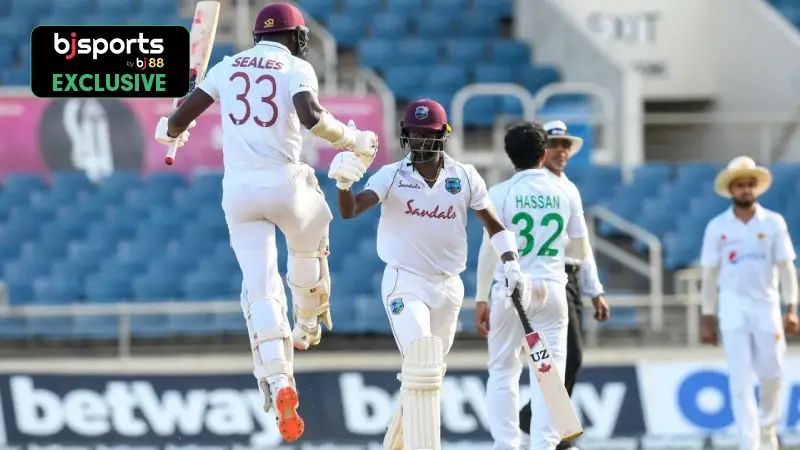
left=7, top=376, right=281, bottom=446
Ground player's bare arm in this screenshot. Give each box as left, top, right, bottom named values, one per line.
left=168, top=89, right=215, bottom=137
left=338, top=189, right=379, bottom=219
left=473, top=207, right=516, bottom=262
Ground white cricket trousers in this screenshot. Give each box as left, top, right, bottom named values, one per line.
left=486, top=280, right=569, bottom=450
left=381, top=265, right=464, bottom=356
left=719, top=302, right=786, bottom=450
left=222, top=164, right=332, bottom=374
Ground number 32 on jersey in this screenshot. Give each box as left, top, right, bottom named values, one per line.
left=512, top=211, right=564, bottom=257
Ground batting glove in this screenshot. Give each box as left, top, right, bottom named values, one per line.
left=328, top=151, right=367, bottom=190
left=155, top=117, right=196, bottom=147
left=348, top=120, right=378, bottom=170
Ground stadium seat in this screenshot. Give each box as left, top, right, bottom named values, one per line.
left=183, top=270, right=233, bottom=300
left=371, top=13, right=408, bottom=39
left=145, top=171, right=185, bottom=192
left=385, top=65, right=429, bottom=101
left=0, top=18, right=31, bottom=40
left=0, top=236, right=23, bottom=263
left=458, top=13, right=498, bottom=36
left=0, top=43, right=15, bottom=66
left=427, top=65, right=469, bottom=90
left=31, top=230, right=70, bottom=259
left=94, top=0, right=138, bottom=15
left=11, top=0, right=52, bottom=18
left=32, top=276, right=82, bottom=305
left=326, top=14, right=365, bottom=48
left=0, top=317, right=27, bottom=339
left=52, top=170, right=94, bottom=193
left=3, top=173, right=45, bottom=197
left=498, top=95, right=524, bottom=117
left=1, top=218, right=41, bottom=241
left=473, top=64, right=517, bottom=84
left=475, top=0, right=513, bottom=18
left=357, top=40, right=396, bottom=73
left=10, top=204, right=55, bottom=225
left=139, top=0, right=177, bottom=16
left=463, top=96, right=499, bottom=127
left=396, top=39, right=440, bottom=65
left=489, top=40, right=530, bottom=64
left=442, top=39, right=487, bottom=65
left=414, top=89, right=456, bottom=113
left=675, top=162, right=717, bottom=184
left=385, top=0, right=424, bottom=13
left=6, top=280, right=34, bottom=306
left=209, top=42, right=236, bottom=67
left=416, top=14, right=459, bottom=39
left=150, top=254, right=197, bottom=280
left=297, top=0, right=336, bottom=21
left=518, top=65, right=561, bottom=94
left=428, top=0, right=470, bottom=14
left=341, top=0, right=383, bottom=15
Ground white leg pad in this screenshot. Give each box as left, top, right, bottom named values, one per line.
left=287, top=234, right=333, bottom=330
left=383, top=398, right=403, bottom=450
left=241, top=289, right=293, bottom=382
left=401, top=336, right=444, bottom=450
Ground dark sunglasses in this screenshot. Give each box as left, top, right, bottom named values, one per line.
left=547, top=138, right=573, bottom=149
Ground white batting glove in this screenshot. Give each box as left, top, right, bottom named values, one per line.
left=328, top=151, right=367, bottom=190
left=154, top=117, right=196, bottom=147
left=503, top=260, right=527, bottom=297
left=347, top=119, right=378, bottom=170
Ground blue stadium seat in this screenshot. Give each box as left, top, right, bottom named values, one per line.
left=0, top=317, right=27, bottom=339
left=517, top=65, right=561, bottom=94
left=397, top=38, right=439, bottom=65
left=32, top=276, right=82, bottom=304
left=675, top=162, right=717, bottom=184
left=416, top=14, right=459, bottom=39
left=498, top=95, right=524, bottom=117
left=30, top=229, right=70, bottom=258
left=183, top=270, right=233, bottom=300
left=385, top=0, right=423, bottom=13
left=385, top=65, right=429, bottom=101
left=6, top=280, right=34, bottom=306
left=489, top=40, right=530, bottom=64
left=51, top=0, right=91, bottom=14
left=77, top=273, right=131, bottom=338
left=94, top=0, right=138, bottom=15
left=11, top=0, right=52, bottom=18
left=150, top=253, right=197, bottom=279
left=10, top=204, right=55, bottom=225
left=52, top=170, right=93, bottom=193
left=298, top=0, right=337, bottom=22
left=0, top=43, right=16, bottom=66
left=209, top=42, right=236, bottom=67
left=473, top=64, right=517, bottom=84
left=3, top=173, right=45, bottom=197
left=475, top=0, right=513, bottom=18
left=427, top=65, right=469, bottom=90
left=0, top=18, right=31, bottom=40
left=0, top=236, right=23, bottom=263
left=442, top=39, right=487, bottom=65
left=68, top=242, right=112, bottom=265
left=139, top=0, right=176, bottom=16
left=1, top=218, right=41, bottom=241
left=171, top=233, right=217, bottom=258
left=458, top=13, right=498, bottom=36
left=358, top=39, right=396, bottom=73
left=103, top=255, right=148, bottom=278
left=428, top=0, right=470, bottom=13
left=371, top=13, right=408, bottom=39
left=126, top=188, right=173, bottom=210
left=342, top=0, right=383, bottom=15
left=326, top=14, right=364, bottom=48
left=634, top=163, right=672, bottom=184
left=414, top=89, right=456, bottom=113
left=145, top=171, right=185, bottom=192
left=463, top=96, right=499, bottom=127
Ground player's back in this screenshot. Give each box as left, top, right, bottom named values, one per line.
left=490, top=169, right=578, bottom=284
left=199, top=41, right=319, bottom=173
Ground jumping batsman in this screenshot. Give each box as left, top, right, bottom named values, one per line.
left=501, top=121, right=610, bottom=450
left=329, top=99, right=525, bottom=450
left=700, top=156, right=798, bottom=450
left=476, top=122, right=591, bottom=450
left=153, top=2, right=378, bottom=442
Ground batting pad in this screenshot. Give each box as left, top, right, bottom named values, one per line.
left=401, top=336, right=444, bottom=450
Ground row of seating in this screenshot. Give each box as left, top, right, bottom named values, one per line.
left=298, top=0, right=513, bottom=25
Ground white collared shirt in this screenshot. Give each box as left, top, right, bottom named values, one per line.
left=701, top=204, right=796, bottom=308
left=489, top=168, right=587, bottom=285
left=364, top=154, right=490, bottom=277
left=545, top=169, right=604, bottom=297
left=199, top=41, right=318, bottom=176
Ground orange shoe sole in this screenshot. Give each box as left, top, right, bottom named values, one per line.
left=276, top=387, right=304, bottom=442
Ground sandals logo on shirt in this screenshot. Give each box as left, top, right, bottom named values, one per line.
left=389, top=298, right=404, bottom=315
left=445, top=177, right=461, bottom=194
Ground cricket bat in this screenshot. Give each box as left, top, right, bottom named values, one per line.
left=510, top=288, right=584, bottom=441
left=164, top=0, right=220, bottom=166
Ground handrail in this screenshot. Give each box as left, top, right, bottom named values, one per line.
left=532, top=81, right=616, bottom=161
left=587, top=205, right=664, bottom=332
left=354, top=68, right=398, bottom=159
left=449, top=83, right=535, bottom=160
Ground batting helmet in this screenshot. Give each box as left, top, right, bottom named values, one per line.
left=253, top=2, right=310, bottom=56
left=400, top=99, right=451, bottom=162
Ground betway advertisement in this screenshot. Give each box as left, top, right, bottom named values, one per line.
left=0, top=95, right=388, bottom=180
left=0, top=360, right=798, bottom=447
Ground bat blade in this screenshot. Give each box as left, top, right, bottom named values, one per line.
left=524, top=331, right=583, bottom=441
left=165, top=0, right=220, bottom=166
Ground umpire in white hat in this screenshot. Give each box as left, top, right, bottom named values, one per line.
left=700, top=156, right=798, bottom=450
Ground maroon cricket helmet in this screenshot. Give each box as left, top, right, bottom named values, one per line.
left=253, top=2, right=310, bottom=55
left=400, top=99, right=452, bottom=160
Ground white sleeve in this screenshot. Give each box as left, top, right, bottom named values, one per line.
left=363, top=165, right=396, bottom=202
left=701, top=266, right=719, bottom=315
left=700, top=220, right=720, bottom=268
left=566, top=186, right=587, bottom=239
left=475, top=230, right=498, bottom=303
left=289, top=59, right=319, bottom=98
left=773, top=215, right=796, bottom=263
left=197, top=60, right=224, bottom=101
left=466, top=165, right=491, bottom=210
left=778, top=260, right=798, bottom=306
left=578, top=243, right=604, bottom=298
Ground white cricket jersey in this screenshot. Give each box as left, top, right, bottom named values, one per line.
left=364, top=154, right=491, bottom=277
left=490, top=169, right=587, bottom=285
left=198, top=41, right=318, bottom=175
left=701, top=204, right=796, bottom=308
left=546, top=169, right=604, bottom=297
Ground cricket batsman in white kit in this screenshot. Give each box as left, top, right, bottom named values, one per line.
left=476, top=122, right=590, bottom=450
left=700, top=156, right=799, bottom=450
left=152, top=2, right=378, bottom=442
left=328, top=99, right=526, bottom=450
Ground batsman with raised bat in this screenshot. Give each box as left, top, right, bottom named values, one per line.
left=153, top=2, right=378, bottom=443
left=476, top=122, right=586, bottom=450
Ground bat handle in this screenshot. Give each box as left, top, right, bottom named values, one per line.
left=511, top=288, right=535, bottom=335
left=164, top=140, right=179, bottom=166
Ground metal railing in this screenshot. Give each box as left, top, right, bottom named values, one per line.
left=353, top=68, right=398, bottom=157
left=586, top=206, right=664, bottom=332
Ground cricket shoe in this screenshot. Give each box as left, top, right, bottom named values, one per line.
left=292, top=322, right=321, bottom=350
left=274, top=385, right=304, bottom=442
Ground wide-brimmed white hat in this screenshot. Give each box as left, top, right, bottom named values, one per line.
left=543, top=120, right=583, bottom=157
left=714, top=156, right=772, bottom=198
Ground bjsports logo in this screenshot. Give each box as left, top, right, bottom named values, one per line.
left=53, top=32, right=164, bottom=60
